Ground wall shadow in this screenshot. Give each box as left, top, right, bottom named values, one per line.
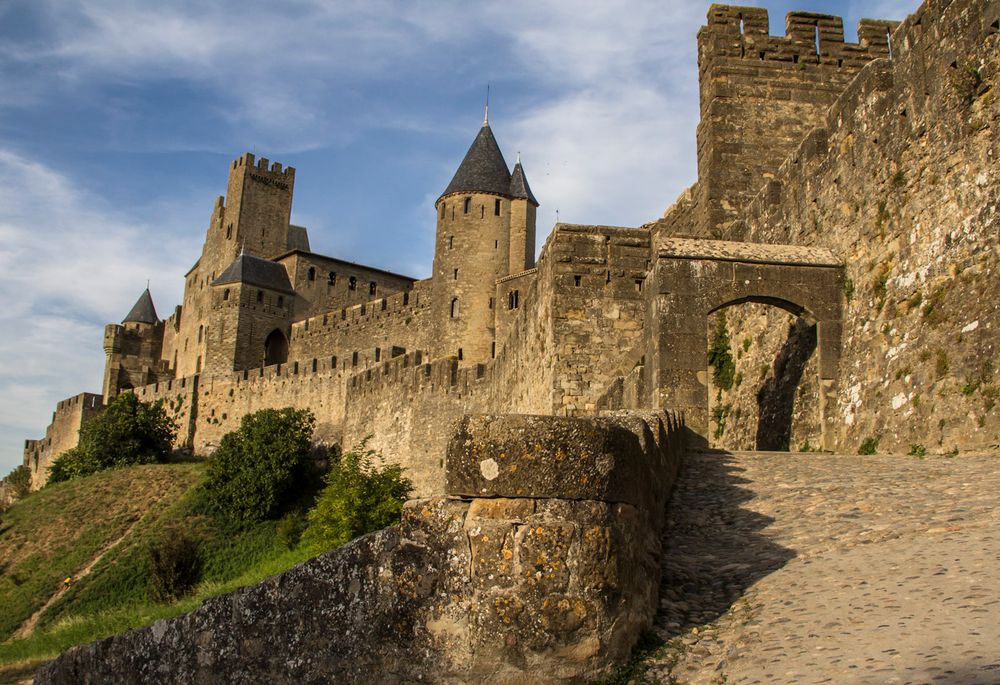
left=655, top=450, right=795, bottom=638
left=755, top=318, right=817, bottom=451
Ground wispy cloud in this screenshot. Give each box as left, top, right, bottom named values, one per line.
left=0, top=149, right=199, bottom=471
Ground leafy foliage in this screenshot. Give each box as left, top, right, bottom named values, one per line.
left=3, top=465, right=32, bottom=500
left=302, top=439, right=412, bottom=552
left=147, top=532, right=202, bottom=602
left=858, top=436, right=880, bottom=455
left=708, top=312, right=736, bottom=391
left=204, top=408, right=316, bottom=525
left=47, top=394, right=176, bottom=484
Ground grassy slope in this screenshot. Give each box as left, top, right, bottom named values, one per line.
left=0, top=462, right=317, bottom=681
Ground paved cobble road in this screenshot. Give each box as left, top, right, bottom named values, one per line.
left=641, top=450, right=1000, bottom=685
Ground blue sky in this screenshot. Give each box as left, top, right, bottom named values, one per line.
left=0, top=0, right=915, bottom=474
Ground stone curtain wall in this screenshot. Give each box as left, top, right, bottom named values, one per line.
left=36, top=412, right=684, bottom=685
left=731, top=0, right=1000, bottom=453
left=21, top=393, right=105, bottom=488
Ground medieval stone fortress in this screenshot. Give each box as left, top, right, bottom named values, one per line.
left=22, top=0, right=1000, bottom=681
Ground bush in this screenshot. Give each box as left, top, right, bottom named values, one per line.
left=3, top=465, right=32, bottom=500
left=276, top=512, right=306, bottom=550
left=858, top=436, right=880, bottom=455
left=908, top=443, right=927, bottom=457
left=302, top=440, right=412, bottom=552
left=204, top=408, right=316, bottom=525
left=147, top=533, right=202, bottom=602
left=48, top=394, right=176, bottom=484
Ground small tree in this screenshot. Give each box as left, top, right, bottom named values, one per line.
left=48, top=393, right=176, bottom=483
left=3, top=465, right=32, bottom=500
left=204, top=408, right=315, bottom=525
left=708, top=312, right=736, bottom=391
left=147, top=532, right=202, bottom=602
left=302, top=440, right=412, bottom=552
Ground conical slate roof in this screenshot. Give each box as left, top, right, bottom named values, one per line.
left=213, top=253, right=294, bottom=294
left=122, top=288, right=158, bottom=324
left=509, top=161, right=538, bottom=206
left=439, top=124, right=511, bottom=200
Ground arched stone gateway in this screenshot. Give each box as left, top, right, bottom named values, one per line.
left=645, top=237, right=843, bottom=450
left=263, top=328, right=289, bottom=366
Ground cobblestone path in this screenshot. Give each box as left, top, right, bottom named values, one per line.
left=642, top=450, right=1000, bottom=685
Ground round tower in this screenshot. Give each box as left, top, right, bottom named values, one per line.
left=432, top=118, right=530, bottom=366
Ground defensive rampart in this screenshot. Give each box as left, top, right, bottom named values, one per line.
left=36, top=411, right=684, bottom=685
left=22, top=393, right=105, bottom=488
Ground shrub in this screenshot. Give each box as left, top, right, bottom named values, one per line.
left=3, top=465, right=32, bottom=500
left=276, top=512, right=306, bottom=550
left=204, top=408, right=316, bottom=525
left=302, top=440, right=412, bottom=552
left=48, top=394, right=176, bottom=484
left=147, top=533, right=202, bottom=602
left=908, top=444, right=927, bottom=457
left=858, top=437, right=879, bottom=455
left=708, top=312, right=736, bottom=391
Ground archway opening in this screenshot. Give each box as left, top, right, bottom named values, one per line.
left=706, top=301, right=819, bottom=451
left=264, top=329, right=289, bottom=366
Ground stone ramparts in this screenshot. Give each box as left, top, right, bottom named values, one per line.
left=35, top=411, right=685, bottom=685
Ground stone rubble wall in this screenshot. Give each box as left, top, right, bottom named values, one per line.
left=725, top=0, right=1000, bottom=453
left=35, top=411, right=684, bottom=685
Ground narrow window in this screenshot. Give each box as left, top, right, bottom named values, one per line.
left=257, top=290, right=263, bottom=304
left=328, top=271, right=336, bottom=285
left=381, top=298, right=387, bottom=311
left=349, top=276, right=357, bottom=291
left=277, top=296, right=284, bottom=307
left=312, top=358, right=317, bottom=372
left=448, top=236, right=454, bottom=249
left=184, top=338, right=189, bottom=351
left=226, top=225, right=232, bottom=240
left=440, top=203, right=446, bottom=219
left=223, top=288, right=230, bottom=301
left=450, top=298, right=459, bottom=318
left=574, top=275, right=581, bottom=287
left=453, top=268, right=458, bottom=280
left=489, top=297, right=494, bottom=309
left=458, top=348, right=463, bottom=360
left=494, top=240, right=498, bottom=249
left=635, top=279, right=643, bottom=292
left=480, top=205, right=484, bottom=218
left=304, top=320, right=309, bottom=331
left=463, top=197, right=470, bottom=214
left=196, top=356, right=201, bottom=373
left=494, top=199, right=501, bottom=216
left=198, top=325, right=203, bottom=343
left=308, top=267, right=315, bottom=281
left=375, top=347, right=381, bottom=362
left=331, top=355, right=337, bottom=368
left=403, top=292, right=409, bottom=305
left=352, top=351, right=358, bottom=366
left=369, top=281, right=377, bottom=295
left=491, top=341, right=495, bottom=358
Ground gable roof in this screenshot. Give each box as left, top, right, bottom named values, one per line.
left=212, top=253, right=294, bottom=294
left=439, top=124, right=512, bottom=200
left=122, top=288, right=159, bottom=324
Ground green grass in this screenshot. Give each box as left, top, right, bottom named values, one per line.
left=0, top=461, right=320, bottom=671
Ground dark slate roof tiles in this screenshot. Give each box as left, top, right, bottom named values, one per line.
left=439, top=124, right=511, bottom=200
left=122, top=288, right=159, bottom=324
left=509, top=161, right=538, bottom=206
left=213, top=253, right=294, bottom=294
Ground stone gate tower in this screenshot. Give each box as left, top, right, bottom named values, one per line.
left=431, top=117, right=538, bottom=365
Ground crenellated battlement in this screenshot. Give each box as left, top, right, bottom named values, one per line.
left=700, top=4, right=898, bottom=68
left=230, top=152, right=296, bottom=178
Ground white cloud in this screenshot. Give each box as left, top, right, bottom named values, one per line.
left=0, top=149, right=199, bottom=473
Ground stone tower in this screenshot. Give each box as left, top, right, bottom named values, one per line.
left=432, top=118, right=538, bottom=365
left=102, top=288, right=168, bottom=400
left=695, top=5, right=895, bottom=238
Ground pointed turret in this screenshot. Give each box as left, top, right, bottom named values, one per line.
left=509, top=156, right=538, bottom=206
left=122, top=288, right=158, bottom=325
left=439, top=124, right=512, bottom=200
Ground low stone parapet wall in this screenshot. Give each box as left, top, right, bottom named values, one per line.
left=36, top=410, right=684, bottom=684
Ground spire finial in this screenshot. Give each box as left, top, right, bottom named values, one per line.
left=484, top=84, right=490, bottom=126
left=146, top=278, right=150, bottom=291
left=516, top=151, right=521, bottom=165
